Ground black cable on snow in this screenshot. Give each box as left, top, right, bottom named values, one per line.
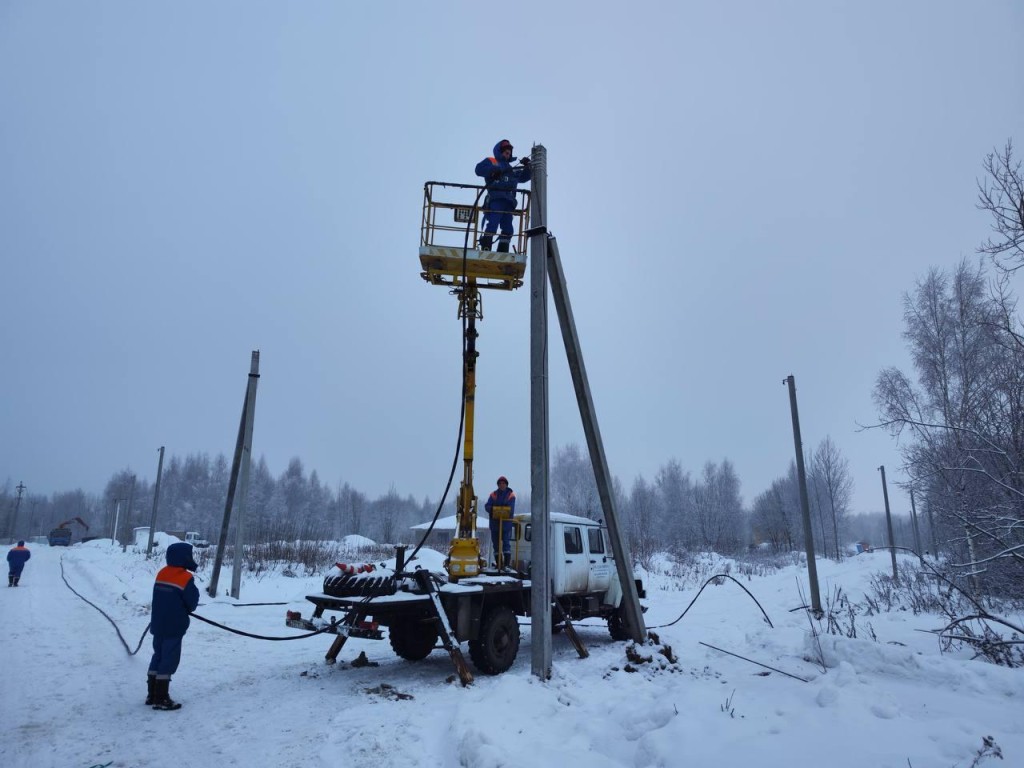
left=59, top=556, right=150, bottom=656
left=191, top=592, right=377, bottom=640
left=187, top=611, right=334, bottom=641
left=542, top=573, right=775, bottom=633
left=647, top=573, right=775, bottom=630
left=698, top=641, right=808, bottom=682
left=60, top=555, right=327, bottom=651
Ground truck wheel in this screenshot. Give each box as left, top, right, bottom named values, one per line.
left=389, top=619, right=439, bottom=661
left=607, top=609, right=630, bottom=641
left=469, top=605, right=520, bottom=674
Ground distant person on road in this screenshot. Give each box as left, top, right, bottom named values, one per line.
left=7, top=541, right=30, bottom=587
left=484, top=476, right=516, bottom=567
left=147, top=542, right=199, bottom=711
left=474, top=139, right=531, bottom=252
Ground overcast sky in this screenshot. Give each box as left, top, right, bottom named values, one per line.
left=2, top=1, right=1022, bottom=520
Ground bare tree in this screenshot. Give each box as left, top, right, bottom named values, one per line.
left=873, top=259, right=1024, bottom=597
left=977, top=140, right=1024, bottom=272
left=750, top=476, right=797, bottom=553
left=654, top=459, right=694, bottom=549
left=811, top=437, right=853, bottom=559
left=551, top=443, right=600, bottom=519
left=625, top=474, right=660, bottom=566
left=692, top=459, right=744, bottom=552
left=337, top=482, right=366, bottom=537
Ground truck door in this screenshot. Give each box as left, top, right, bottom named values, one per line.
left=560, top=525, right=590, bottom=593
left=586, top=526, right=612, bottom=593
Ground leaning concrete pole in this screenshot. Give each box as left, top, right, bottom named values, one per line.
left=878, top=465, right=899, bottom=584
left=146, top=446, right=165, bottom=555
left=231, top=351, right=260, bottom=599
left=548, top=237, right=646, bottom=643
left=784, top=375, right=821, bottom=614
left=529, top=144, right=552, bottom=680
left=209, top=351, right=260, bottom=598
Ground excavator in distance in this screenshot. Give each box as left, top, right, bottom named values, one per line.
left=48, top=517, right=89, bottom=547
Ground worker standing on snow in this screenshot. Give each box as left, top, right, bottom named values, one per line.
left=7, top=541, right=31, bottom=587
left=474, top=139, right=531, bottom=252
left=147, top=542, right=199, bottom=711
left=484, top=476, right=516, bottom=567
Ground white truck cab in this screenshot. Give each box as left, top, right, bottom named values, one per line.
left=511, top=512, right=624, bottom=610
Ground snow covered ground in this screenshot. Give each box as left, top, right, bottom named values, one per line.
left=2, top=541, right=1021, bottom=768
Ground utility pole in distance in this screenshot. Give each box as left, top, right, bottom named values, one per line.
left=878, top=465, right=899, bottom=584
left=783, top=375, right=821, bottom=615
left=9, top=481, right=26, bottom=543
left=147, top=447, right=165, bottom=555
left=121, top=474, right=136, bottom=552
left=909, top=487, right=923, bottom=563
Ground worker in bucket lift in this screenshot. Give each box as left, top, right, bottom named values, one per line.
left=484, top=476, right=516, bottom=567
left=474, top=139, right=531, bottom=252
left=7, top=540, right=30, bottom=587
left=147, top=542, right=200, bottom=711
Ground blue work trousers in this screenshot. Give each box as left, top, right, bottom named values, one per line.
left=148, top=634, right=184, bottom=679
left=489, top=518, right=513, bottom=563
left=483, top=198, right=516, bottom=243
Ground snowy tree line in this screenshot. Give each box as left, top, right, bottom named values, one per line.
left=2, top=434, right=863, bottom=562
left=0, top=456, right=433, bottom=551
left=549, top=440, right=856, bottom=568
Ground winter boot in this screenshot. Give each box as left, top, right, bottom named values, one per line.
left=151, top=678, right=182, bottom=711
left=7, top=575, right=12, bottom=587
left=145, top=674, right=156, bottom=706
left=496, top=239, right=511, bottom=253
left=478, top=235, right=493, bottom=251
left=12, top=576, right=19, bottom=586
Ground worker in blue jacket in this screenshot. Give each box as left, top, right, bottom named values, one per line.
left=147, top=542, right=200, bottom=711
left=484, top=476, right=516, bottom=567
left=474, top=139, right=531, bottom=252
left=7, top=541, right=30, bottom=587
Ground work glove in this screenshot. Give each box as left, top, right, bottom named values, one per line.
left=519, top=157, right=531, bottom=167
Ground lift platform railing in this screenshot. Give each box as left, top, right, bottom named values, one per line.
left=421, top=181, right=532, bottom=253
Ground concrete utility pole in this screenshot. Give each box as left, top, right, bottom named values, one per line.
left=121, top=474, right=136, bottom=552
left=783, top=375, right=821, bottom=615
left=925, top=496, right=939, bottom=558
left=209, top=351, right=260, bottom=598
left=147, top=447, right=165, bottom=555
left=111, top=499, right=124, bottom=546
left=9, top=481, right=26, bottom=543
left=878, top=465, right=899, bottom=584
left=548, top=237, right=646, bottom=644
left=231, top=351, right=260, bottom=599
left=528, top=144, right=553, bottom=680
left=909, top=488, right=923, bottom=563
